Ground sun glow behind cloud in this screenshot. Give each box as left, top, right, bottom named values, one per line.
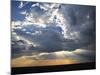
left=11, top=49, right=95, bottom=67
left=11, top=1, right=96, bottom=68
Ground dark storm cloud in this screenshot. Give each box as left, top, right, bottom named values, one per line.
left=11, top=1, right=96, bottom=53
left=59, top=4, right=96, bottom=49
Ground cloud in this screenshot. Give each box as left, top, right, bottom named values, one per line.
left=11, top=1, right=96, bottom=68
left=36, top=49, right=95, bottom=60
left=18, top=1, right=29, bottom=8
left=20, top=2, right=85, bottom=40
left=20, top=10, right=27, bottom=15
left=11, top=49, right=95, bottom=67
left=31, top=3, right=49, bottom=11
left=13, top=49, right=95, bottom=61
left=12, top=2, right=96, bottom=53
left=11, top=21, right=22, bottom=29
left=31, top=3, right=39, bottom=7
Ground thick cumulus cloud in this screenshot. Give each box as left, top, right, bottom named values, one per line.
left=11, top=1, right=96, bottom=54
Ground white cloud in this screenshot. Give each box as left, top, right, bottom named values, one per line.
left=39, top=5, right=48, bottom=11
left=18, top=1, right=29, bottom=8
left=18, top=2, right=24, bottom=8
left=47, top=8, right=70, bottom=39
left=12, top=32, right=20, bottom=41
left=11, top=21, right=21, bottom=26
left=50, top=4, right=58, bottom=9
left=11, top=21, right=22, bottom=29
left=25, top=13, right=33, bottom=22
left=15, top=35, right=20, bottom=41
left=26, top=32, right=30, bottom=34
left=31, top=3, right=39, bottom=7
left=20, top=10, right=27, bottom=15
left=31, top=3, right=48, bottom=11
left=25, top=13, right=47, bottom=27
left=22, top=28, right=26, bottom=31
left=22, top=21, right=34, bottom=25
left=14, top=3, right=79, bottom=40
left=42, top=4, right=50, bottom=8
left=31, top=31, right=42, bottom=35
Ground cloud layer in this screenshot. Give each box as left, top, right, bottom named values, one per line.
left=11, top=1, right=96, bottom=66
left=12, top=49, right=95, bottom=67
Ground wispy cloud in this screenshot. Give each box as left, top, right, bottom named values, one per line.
left=18, top=1, right=29, bottom=8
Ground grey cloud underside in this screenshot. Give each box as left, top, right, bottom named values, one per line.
left=11, top=2, right=96, bottom=54
left=12, top=49, right=95, bottom=63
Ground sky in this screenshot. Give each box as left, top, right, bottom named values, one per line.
left=11, top=1, right=96, bottom=67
